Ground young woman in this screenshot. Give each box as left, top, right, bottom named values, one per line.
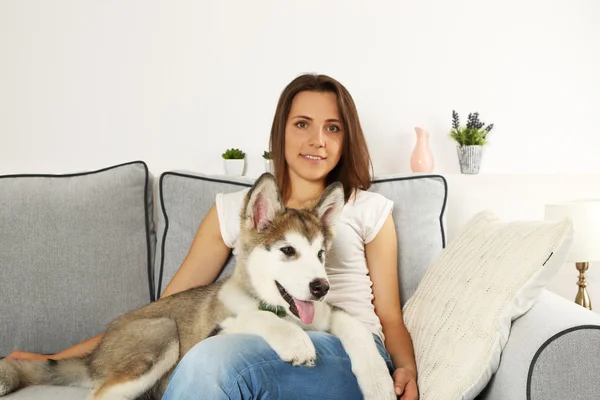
left=7, top=74, right=419, bottom=400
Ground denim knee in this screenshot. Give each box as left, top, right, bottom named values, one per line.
left=162, top=332, right=392, bottom=400
left=162, top=334, right=281, bottom=399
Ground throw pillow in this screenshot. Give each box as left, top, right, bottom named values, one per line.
left=402, top=210, right=573, bottom=400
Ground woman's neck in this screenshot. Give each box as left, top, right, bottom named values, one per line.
left=285, top=177, right=326, bottom=209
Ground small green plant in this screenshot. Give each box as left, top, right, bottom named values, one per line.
left=449, top=110, right=494, bottom=146
left=222, top=148, right=246, bottom=160
left=262, top=151, right=272, bottom=159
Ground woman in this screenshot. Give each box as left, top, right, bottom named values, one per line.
left=8, top=74, right=418, bottom=399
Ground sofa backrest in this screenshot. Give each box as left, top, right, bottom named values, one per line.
left=0, top=161, right=156, bottom=356
left=370, top=174, right=447, bottom=305
left=156, top=171, right=447, bottom=306
left=0, top=161, right=447, bottom=357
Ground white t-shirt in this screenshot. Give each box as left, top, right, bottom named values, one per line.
left=216, top=188, right=394, bottom=340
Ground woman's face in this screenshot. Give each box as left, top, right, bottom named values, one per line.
left=284, top=90, right=344, bottom=185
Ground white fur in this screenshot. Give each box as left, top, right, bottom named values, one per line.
left=247, top=231, right=328, bottom=310
left=218, top=278, right=259, bottom=314
left=89, top=341, right=179, bottom=400
left=0, top=381, right=8, bottom=396
left=329, top=310, right=396, bottom=399
left=221, top=311, right=316, bottom=367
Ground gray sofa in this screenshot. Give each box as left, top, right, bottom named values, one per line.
left=1, top=161, right=599, bottom=400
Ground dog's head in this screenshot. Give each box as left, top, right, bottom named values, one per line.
left=239, top=173, right=344, bottom=325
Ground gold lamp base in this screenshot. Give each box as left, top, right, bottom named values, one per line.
left=575, top=262, right=592, bottom=310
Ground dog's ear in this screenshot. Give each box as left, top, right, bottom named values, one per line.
left=313, top=182, right=345, bottom=231
left=244, top=173, right=284, bottom=232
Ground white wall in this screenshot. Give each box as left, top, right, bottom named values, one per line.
left=1, top=1, right=600, bottom=310
left=1, top=0, right=599, bottom=177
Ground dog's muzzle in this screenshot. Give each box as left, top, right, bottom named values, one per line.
left=275, top=281, right=296, bottom=314
left=309, top=278, right=329, bottom=299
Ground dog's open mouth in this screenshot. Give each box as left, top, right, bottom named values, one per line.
left=275, top=281, right=315, bottom=324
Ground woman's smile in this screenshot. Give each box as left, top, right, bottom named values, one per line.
left=300, top=154, right=327, bottom=162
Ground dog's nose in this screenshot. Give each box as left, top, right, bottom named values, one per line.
left=309, top=279, right=330, bottom=298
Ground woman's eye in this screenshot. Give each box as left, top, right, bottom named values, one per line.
left=296, top=121, right=307, bottom=128
left=327, top=125, right=340, bottom=132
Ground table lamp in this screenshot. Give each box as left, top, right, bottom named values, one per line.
left=545, top=199, right=600, bottom=310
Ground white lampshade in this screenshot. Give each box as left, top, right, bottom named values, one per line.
left=545, top=199, right=600, bottom=262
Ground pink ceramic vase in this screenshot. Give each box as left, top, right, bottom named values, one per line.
left=410, top=126, right=434, bottom=173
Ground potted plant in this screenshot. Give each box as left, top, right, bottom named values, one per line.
left=449, top=110, right=494, bottom=174
left=222, top=148, right=246, bottom=176
left=262, top=150, right=274, bottom=174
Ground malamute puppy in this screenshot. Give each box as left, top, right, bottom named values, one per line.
left=0, top=173, right=395, bottom=399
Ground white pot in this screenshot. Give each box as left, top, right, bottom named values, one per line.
left=223, top=158, right=245, bottom=176
left=457, top=145, right=483, bottom=174
left=264, top=159, right=274, bottom=174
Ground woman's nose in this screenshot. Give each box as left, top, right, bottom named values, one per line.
left=309, top=127, right=325, bottom=148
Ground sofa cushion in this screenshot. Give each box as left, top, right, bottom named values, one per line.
left=1, top=386, right=89, bottom=400
left=0, top=161, right=155, bottom=357
left=402, top=210, right=573, bottom=400
left=156, top=171, right=447, bottom=306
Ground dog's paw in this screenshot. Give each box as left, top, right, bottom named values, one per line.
left=267, top=326, right=316, bottom=367
left=219, top=312, right=316, bottom=367
left=353, top=356, right=396, bottom=400
left=359, top=372, right=396, bottom=400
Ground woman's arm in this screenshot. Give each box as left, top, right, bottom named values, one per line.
left=6, top=335, right=104, bottom=361
left=160, top=204, right=232, bottom=297
left=7, top=203, right=231, bottom=361
left=366, top=213, right=419, bottom=399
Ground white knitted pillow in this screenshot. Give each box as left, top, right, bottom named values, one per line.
left=402, top=210, right=573, bottom=400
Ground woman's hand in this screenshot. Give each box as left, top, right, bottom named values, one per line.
left=5, top=350, right=53, bottom=362
left=393, top=367, right=419, bottom=399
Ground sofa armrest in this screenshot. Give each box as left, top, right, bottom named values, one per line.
left=477, top=289, right=600, bottom=400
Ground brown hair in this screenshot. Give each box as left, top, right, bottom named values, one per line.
left=269, top=74, right=373, bottom=203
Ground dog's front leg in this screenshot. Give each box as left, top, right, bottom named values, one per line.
left=220, top=311, right=316, bottom=367
left=329, top=309, right=396, bottom=400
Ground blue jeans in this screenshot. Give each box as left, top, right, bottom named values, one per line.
left=162, top=331, right=395, bottom=399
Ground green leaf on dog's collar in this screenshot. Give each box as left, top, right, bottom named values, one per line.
left=259, top=303, right=287, bottom=318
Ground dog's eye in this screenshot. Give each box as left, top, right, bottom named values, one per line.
left=280, top=246, right=296, bottom=257
left=318, top=250, right=325, bottom=262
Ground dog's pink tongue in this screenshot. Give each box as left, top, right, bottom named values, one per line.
left=293, top=299, right=315, bottom=324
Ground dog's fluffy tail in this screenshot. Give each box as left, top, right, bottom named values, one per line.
left=0, top=356, right=91, bottom=396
